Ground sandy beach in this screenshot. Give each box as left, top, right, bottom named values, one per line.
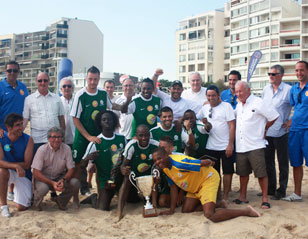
left=0, top=163, right=307, bottom=239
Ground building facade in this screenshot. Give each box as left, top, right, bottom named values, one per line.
left=176, top=0, right=304, bottom=93
left=0, top=17, right=104, bottom=93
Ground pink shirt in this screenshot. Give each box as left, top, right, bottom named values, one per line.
left=31, top=143, right=75, bottom=180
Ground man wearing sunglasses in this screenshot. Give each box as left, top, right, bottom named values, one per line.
left=262, top=65, right=291, bottom=200
left=23, top=72, right=65, bottom=155
left=282, top=61, right=308, bottom=202
left=196, top=85, right=235, bottom=202
left=0, top=61, right=29, bottom=136
left=59, top=76, right=75, bottom=148
left=221, top=70, right=241, bottom=109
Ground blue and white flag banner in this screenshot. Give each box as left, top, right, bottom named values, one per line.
left=247, top=50, right=262, bottom=83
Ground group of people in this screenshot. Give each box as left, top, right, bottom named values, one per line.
left=0, top=59, right=306, bottom=223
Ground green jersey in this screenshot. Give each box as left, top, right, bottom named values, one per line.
left=84, top=133, right=126, bottom=189
left=123, top=139, right=159, bottom=177
left=127, top=94, right=161, bottom=137
left=71, top=87, right=112, bottom=162
left=150, top=124, right=189, bottom=153
left=185, top=121, right=209, bottom=158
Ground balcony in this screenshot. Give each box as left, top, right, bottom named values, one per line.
left=41, top=63, right=52, bottom=68
left=41, top=54, right=49, bottom=59
left=56, top=53, right=67, bottom=57
left=41, top=35, right=49, bottom=41
left=57, top=24, right=68, bottom=29
left=56, top=43, right=67, bottom=48
left=56, top=33, right=67, bottom=38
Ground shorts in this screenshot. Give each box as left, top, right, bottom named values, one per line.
left=72, top=133, right=89, bottom=163
left=158, top=174, right=170, bottom=195
left=288, top=130, right=308, bottom=167
left=236, top=148, right=267, bottom=178
left=8, top=169, right=32, bottom=207
left=205, top=149, right=234, bottom=174
left=186, top=168, right=220, bottom=205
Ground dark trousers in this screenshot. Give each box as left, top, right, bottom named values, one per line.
left=265, top=133, right=289, bottom=196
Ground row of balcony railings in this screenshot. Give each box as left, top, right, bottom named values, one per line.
left=15, top=33, right=67, bottom=44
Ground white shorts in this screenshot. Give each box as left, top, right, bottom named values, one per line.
left=8, top=169, right=32, bottom=207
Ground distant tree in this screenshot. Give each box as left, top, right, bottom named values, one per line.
left=159, top=79, right=172, bottom=88
left=202, top=79, right=228, bottom=93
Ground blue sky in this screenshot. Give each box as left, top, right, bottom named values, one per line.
left=1, top=0, right=228, bottom=80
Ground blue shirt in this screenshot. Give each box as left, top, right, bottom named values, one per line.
left=0, top=78, right=29, bottom=130
left=0, top=132, right=31, bottom=180
left=220, top=88, right=238, bottom=109
left=262, top=82, right=292, bottom=137
left=290, top=82, right=308, bottom=131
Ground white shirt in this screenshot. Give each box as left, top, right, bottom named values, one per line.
left=197, top=101, right=235, bottom=150
left=61, top=95, right=75, bottom=145
left=23, top=91, right=65, bottom=144
left=115, top=94, right=135, bottom=139
left=182, top=87, right=207, bottom=105
left=156, top=89, right=202, bottom=121
left=262, top=82, right=291, bottom=137
left=235, top=94, right=279, bottom=153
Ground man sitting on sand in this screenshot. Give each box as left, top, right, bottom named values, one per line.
left=32, top=127, right=80, bottom=211
left=0, top=113, right=33, bottom=217
left=152, top=147, right=261, bottom=222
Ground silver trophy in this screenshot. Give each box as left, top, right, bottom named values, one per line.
left=129, top=169, right=160, bottom=217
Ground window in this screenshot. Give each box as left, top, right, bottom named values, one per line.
left=188, top=53, right=195, bottom=61
left=271, top=25, right=279, bottom=34
left=224, top=53, right=230, bottom=60
left=180, top=33, right=186, bottom=41
left=188, top=65, right=195, bottom=72
left=225, top=30, right=230, bottom=37
left=180, top=76, right=186, bottom=83
left=179, top=65, right=186, bottom=73
left=189, top=31, right=197, bottom=40
left=239, top=57, right=247, bottom=65
left=179, top=44, right=186, bottom=52
left=179, top=55, right=186, bottom=62
left=271, top=39, right=279, bottom=47
left=198, top=64, right=205, bottom=71
left=250, top=42, right=259, bottom=50
left=249, top=29, right=258, bottom=38
left=260, top=40, right=269, bottom=48
left=271, top=52, right=278, bottom=61
left=198, top=53, right=205, bottom=60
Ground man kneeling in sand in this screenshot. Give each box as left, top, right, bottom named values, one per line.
left=32, top=127, right=80, bottom=210
left=152, top=147, right=261, bottom=222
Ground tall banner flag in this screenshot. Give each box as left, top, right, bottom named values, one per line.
left=57, top=58, right=73, bottom=95
left=247, top=50, right=262, bottom=83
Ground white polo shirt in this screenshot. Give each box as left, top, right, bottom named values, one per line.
left=197, top=101, right=235, bottom=150
left=235, top=94, right=279, bottom=153
left=182, top=87, right=208, bottom=105
left=156, top=89, right=202, bottom=121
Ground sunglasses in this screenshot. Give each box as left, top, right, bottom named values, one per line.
left=231, top=95, right=236, bottom=106
left=267, top=73, right=280, bottom=76
left=297, top=92, right=302, bottom=104
left=209, top=107, right=213, bottom=119
left=6, top=69, right=19, bottom=73
left=62, top=84, right=72, bottom=88
left=9, top=144, right=15, bottom=156
left=37, top=79, right=49, bottom=83
left=49, top=136, right=62, bottom=139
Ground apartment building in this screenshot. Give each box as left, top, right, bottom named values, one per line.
left=175, top=9, right=225, bottom=88
left=0, top=18, right=103, bottom=93
left=229, top=0, right=300, bottom=94
left=176, top=0, right=303, bottom=93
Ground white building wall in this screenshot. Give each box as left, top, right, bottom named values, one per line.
left=67, top=18, right=104, bottom=74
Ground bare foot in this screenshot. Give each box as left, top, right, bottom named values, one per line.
left=246, top=205, right=261, bottom=217
left=73, top=200, right=80, bottom=209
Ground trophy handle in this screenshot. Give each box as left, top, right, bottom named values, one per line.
left=129, top=171, right=141, bottom=194
left=151, top=168, right=160, bottom=192
left=152, top=168, right=160, bottom=179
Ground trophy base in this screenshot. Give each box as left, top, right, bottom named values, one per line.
left=143, top=207, right=158, bottom=218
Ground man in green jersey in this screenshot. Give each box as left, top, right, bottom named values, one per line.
left=70, top=66, right=131, bottom=195
left=117, top=124, right=159, bottom=219
left=82, top=110, right=126, bottom=210
left=122, top=78, right=161, bottom=137
left=183, top=110, right=211, bottom=158
left=150, top=106, right=194, bottom=153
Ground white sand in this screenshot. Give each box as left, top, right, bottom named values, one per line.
left=1, top=166, right=307, bottom=239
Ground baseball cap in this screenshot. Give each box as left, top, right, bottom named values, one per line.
left=171, top=80, right=183, bottom=88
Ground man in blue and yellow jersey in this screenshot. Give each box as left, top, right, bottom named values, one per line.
left=152, top=147, right=261, bottom=222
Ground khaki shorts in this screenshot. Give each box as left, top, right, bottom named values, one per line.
left=236, top=148, right=267, bottom=178
left=186, top=169, right=220, bottom=205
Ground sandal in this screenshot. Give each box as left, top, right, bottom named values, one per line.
left=261, top=202, right=271, bottom=209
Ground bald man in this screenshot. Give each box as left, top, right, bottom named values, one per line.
left=23, top=72, right=65, bottom=154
